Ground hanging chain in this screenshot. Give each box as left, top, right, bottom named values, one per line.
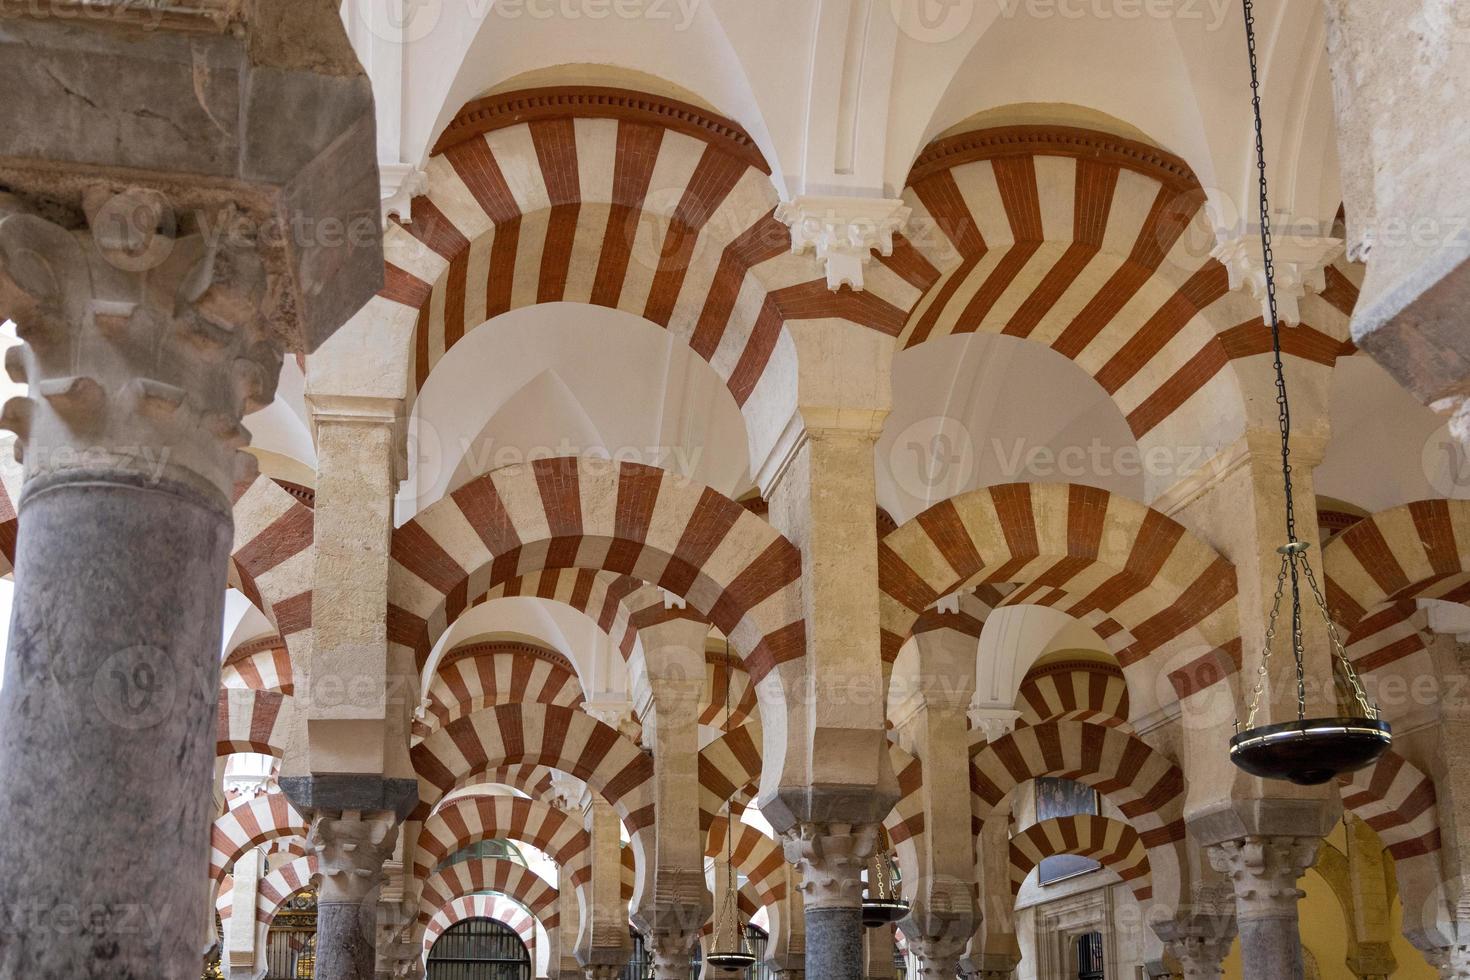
left=1235, top=0, right=1377, bottom=731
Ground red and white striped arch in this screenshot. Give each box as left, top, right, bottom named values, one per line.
left=970, top=721, right=1187, bottom=911
left=894, top=126, right=1351, bottom=443
left=423, top=895, right=537, bottom=963
left=469, top=568, right=648, bottom=659
left=1338, top=748, right=1449, bottom=944
left=880, top=483, right=1238, bottom=705
left=387, top=457, right=803, bottom=684
left=1015, top=661, right=1130, bottom=731
left=230, top=476, right=315, bottom=650
left=705, top=815, right=787, bottom=909
left=209, top=792, right=309, bottom=883
left=377, top=87, right=917, bottom=433
left=968, top=721, right=1185, bottom=847
left=415, top=642, right=585, bottom=742
left=1008, top=815, right=1151, bottom=901
left=216, top=688, right=295, bottom=758
left=1324, top=499, right=1470, bottom=687
left=221, top=637, right=294, bottom=695
left=416, top=858, right=559, bottom=934
left=411, top=704, right=654, bottom=837
left=697, top=723, right=762, bottom=835
left=413, top=794, right=590, bottom=884
left=698, top=649, right=757, bottom=732
left=217, top=855, right=320, bottom=930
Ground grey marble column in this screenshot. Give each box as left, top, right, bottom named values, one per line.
left=305, top=808, right=401, bottom=980
left=0, top=196, right=285, bottom=978
left=1209, top=836, right=1318, bottom=980
left=782, top=823, right=877, bottom=980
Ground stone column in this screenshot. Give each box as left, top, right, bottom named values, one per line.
left=1319, top=0, right=1470, bottom=438
left=959, top=817, right=1020, bottom=980
left=782, top=823, right=878, bottom=980
left=1171, top=427, right=1340, bottom=980
left=897, top=626, right=979, bottom=980
left=576, top=794, right=633, bottom=978
left=631, top=617, right=713, bottom=979
left=758, top=321, right=900, bottom=980
left=766, top=864, right=807, bottom=980
left=0, top=197, right=285, bottom=977
left=308, top=809, right=401, bottom=980
left=0, top=7, right=379, bottom=976
left=555, top=861, right=584, bottom=980
left=1163, top=932, right=1234, bottom=979
left=1206, top=835, right=1319, bottom=980
left=224, top=848, right=266, bottom=980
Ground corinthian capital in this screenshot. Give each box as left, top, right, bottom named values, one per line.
left=0, top=190, right=284, bottom=502
left=1207, top=835, right=1318, bottom=921
left=309, top=809, right=401, bottom=905
left=780, top=821, right=879, bottom=911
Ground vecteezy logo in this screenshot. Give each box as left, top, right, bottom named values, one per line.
left=94, top=645, right=176, bottom=730
left=889, top=416, right=976, bottom=500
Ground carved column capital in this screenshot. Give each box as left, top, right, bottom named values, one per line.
left=1207, top=835, right=1318, bottom=921
left=1167, top=934, right=1234, bottom=979
left=780, top=821, right=879, bottom=911
left=0, top=191, right=284, bottom=503
left=775, top=194, right=911, bottom=292
left=308, top=809, right=401, bottom=905
left=1427, top=945, right=1470, bottom=980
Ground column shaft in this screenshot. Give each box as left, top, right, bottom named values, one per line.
left=1209, top=836, right=1318, bottom=980
left=0, top=476, right=231, bottom=976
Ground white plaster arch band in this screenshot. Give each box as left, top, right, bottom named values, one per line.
left=1008, top=814, right=1152, bottom=902
left=879, top=482, right=1239, bottom=710
left=891, top=125, right=1354, bottom=450
left=386, top=456, right=804, bottom=687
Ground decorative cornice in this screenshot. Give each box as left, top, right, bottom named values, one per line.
left=438, top=639, right=579, bottom=680
left=431, top=86, right=772, bottom=175
left=223, top=634, right=287, bottom=669
left=908, top=125, right=1201, bottom=195
left=1019, top=659, right=1125, bottom=683
left=272, top=479, right=316, bottom=508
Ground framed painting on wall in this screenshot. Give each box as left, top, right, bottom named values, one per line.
left=1035, top=777, right=1101, bottom=885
